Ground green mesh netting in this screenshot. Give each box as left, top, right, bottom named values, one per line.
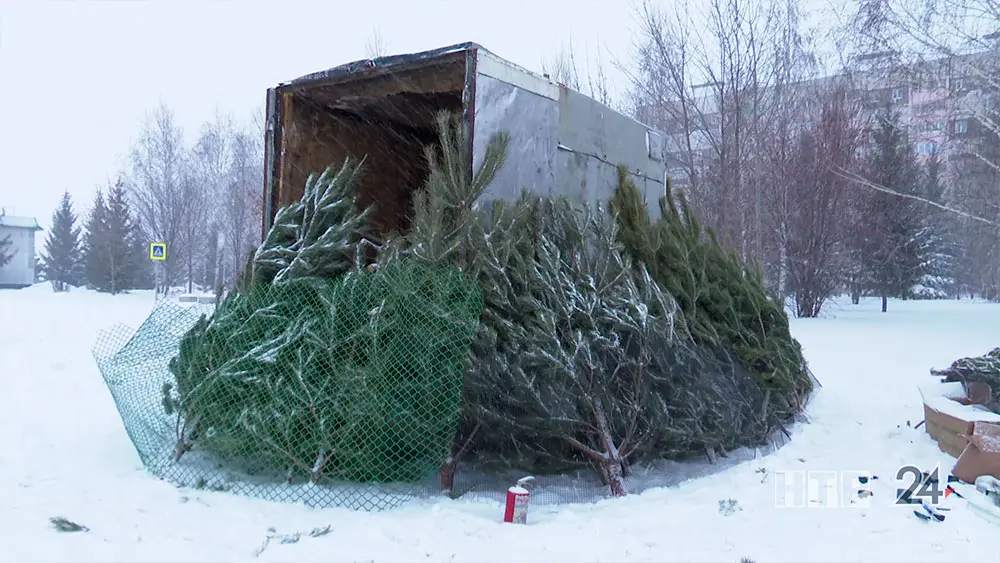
left=93, top=260, right=482, bottom=511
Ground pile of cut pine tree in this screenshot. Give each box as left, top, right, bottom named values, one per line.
left=166, top=112, right=814, bottom=496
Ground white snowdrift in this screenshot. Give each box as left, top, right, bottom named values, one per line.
left=2, top=285, right=1000, bottom=562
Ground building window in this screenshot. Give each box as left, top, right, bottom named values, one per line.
left=953, top=78, right=965, bottom=91
left=954, top=120, right=968, bottom=134
left=892, top=87, right=903, bottom=101
left=915, top=122, right=944, bottom=133
left=916, top=142, right=939, bottom=155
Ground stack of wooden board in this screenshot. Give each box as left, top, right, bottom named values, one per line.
left=919, top=382, right=1000, bottom=457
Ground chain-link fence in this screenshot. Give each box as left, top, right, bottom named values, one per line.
left=94, top=273, right=792, bottom=512
left=95, top=261, right=486, bottom=511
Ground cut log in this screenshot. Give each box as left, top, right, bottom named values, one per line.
left=173, top=413, right=201, bottom=462
left=593, top=397, right=627, bottom=497
left=706, top=444, right=719, bottom=464
left=440, top=423, right=480, bottom=493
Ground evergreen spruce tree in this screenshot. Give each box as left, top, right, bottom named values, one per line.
left=85, top=181, right=140, bottom=293
left=404, top=113, right=787, bottom=495
left=859, top=108, right=924, bottom=312
left=129, top=224, right=155, bottom=290
left=913, top=156, right=958, bottom=298
left=83, top=190, right=108, bottom=289
left=41, top=191, right=84, bottom=292
left=107, top=180, right=140, bottom=291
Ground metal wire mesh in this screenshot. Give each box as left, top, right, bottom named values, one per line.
left=94, top=261, right=483, bottom=511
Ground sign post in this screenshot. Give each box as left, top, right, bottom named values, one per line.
left=150, top=243, right=167, bottom=300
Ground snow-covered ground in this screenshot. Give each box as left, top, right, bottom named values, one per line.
left=3, top=283, right=1000, bottom=562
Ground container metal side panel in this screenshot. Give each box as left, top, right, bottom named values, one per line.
left=476, top=50, right=560, bottom=102
left=556, top=88, right=667, bottom=218
left=555, top=151, right=666, bottom=219
left=472, top=73, right=559, bottom=203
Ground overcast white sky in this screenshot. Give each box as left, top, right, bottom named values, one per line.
left=0, top=0, right=846, bottom=231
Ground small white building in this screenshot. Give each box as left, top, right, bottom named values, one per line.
left=0, top=213, right=42, bottom=288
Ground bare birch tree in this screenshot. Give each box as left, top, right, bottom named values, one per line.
left=190, top=112, right=238, bottom=290
left=188, top=110, right=264, bottom=291
left=628, top=1, right=704, bottom=199
left=222, top=122, right=264, bottom=288
left=541, top=42, right=615, bottom=107
left=127, top=104, right=190, bottom=293
left=176, top=169, right=209, bottom=294
left=364, top=28, right=387, bottom=59
left=629, top=0, right=820, bottom=284
left=782, top=83, right=866, bottom=316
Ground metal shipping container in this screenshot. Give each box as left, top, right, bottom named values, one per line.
left=262, top=42, right=667, bottom=236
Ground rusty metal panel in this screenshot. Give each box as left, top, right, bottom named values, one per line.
left=471, top=73, right=559, bottom=203
left=462, top=48, right=478, bottom=177
left=286, top=42, right=481, bottom=88
left=262, top=87, right=281, bottom=236
left=276, top=92, right=295, bottom=211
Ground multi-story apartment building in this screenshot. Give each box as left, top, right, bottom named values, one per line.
left=850, top=50, right=996, bottom=165
left=639, top=48, right=998, bottom=190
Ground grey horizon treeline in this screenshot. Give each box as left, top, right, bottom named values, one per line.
left=40, top=103, right=265, bottom=295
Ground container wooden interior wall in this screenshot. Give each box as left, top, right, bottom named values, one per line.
left=272, top=55, right=468, bottom=241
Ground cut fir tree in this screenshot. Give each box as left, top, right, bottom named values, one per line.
left=402, top=113, right=782, bottom=496
left=167, top=110, right=812, bottom=499
left=251, top=158, right=375, bottom=286
left=610, top=168, right=814, bottom=421
left=168, top=157, right=483, bottom=486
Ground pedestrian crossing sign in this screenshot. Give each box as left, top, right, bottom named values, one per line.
left=150, top=242, right=167, bottom=261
